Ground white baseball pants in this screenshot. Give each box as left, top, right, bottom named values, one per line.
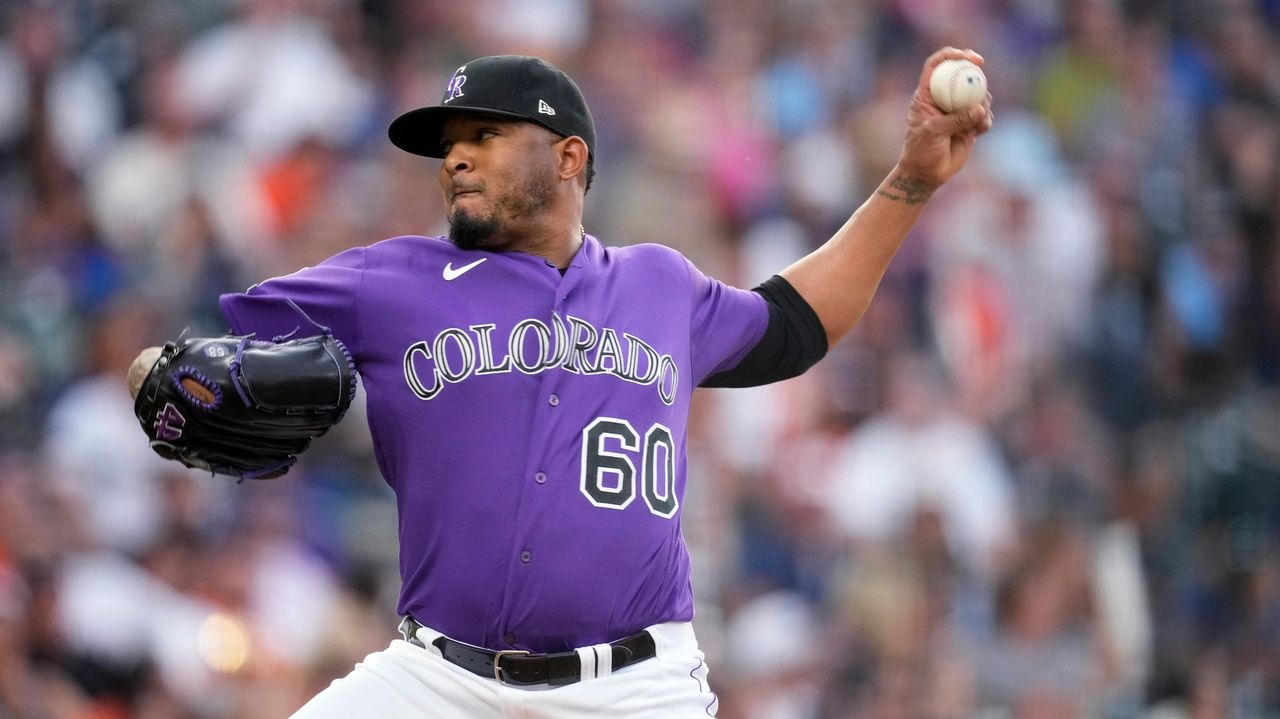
left=289, top=621, right=718, bottom=718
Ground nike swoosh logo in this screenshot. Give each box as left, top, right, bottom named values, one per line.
left=443, top=258, right=487, bottom=281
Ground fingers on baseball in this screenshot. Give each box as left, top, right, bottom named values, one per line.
left=976, top=93, right=995, bottom=133
left=926, top=104, right=988, bottom=137
left=918, top=46, right=985, bottom=86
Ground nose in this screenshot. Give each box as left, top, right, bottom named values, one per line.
left=442, top=144, right=472, bottom=176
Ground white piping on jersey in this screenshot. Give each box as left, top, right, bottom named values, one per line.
left=403, top=313, right=679, bottom=405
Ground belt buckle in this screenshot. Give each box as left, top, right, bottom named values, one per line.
left=492, top=649, right=531, bottom=684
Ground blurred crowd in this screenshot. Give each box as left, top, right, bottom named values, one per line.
left=0, top=0, right=1278, bottom=717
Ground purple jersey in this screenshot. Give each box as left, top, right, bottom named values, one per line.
left=219, top=234, right=767, bottom=652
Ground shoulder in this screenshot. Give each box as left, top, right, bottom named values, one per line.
left=364, top=234, right=453, bottom=259
left=605, top=242, right=686, bottom=262
left=357, top=234, right=471, bottom=272
left=602, top=242, right=697, bottom=282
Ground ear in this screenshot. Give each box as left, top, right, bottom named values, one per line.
left=557, top=136, right=589, bottom=187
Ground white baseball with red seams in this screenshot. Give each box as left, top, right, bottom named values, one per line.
left=929, top=59, right=987, bottom=112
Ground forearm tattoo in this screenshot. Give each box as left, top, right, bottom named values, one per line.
left=875, top=176, right=934, bottom=205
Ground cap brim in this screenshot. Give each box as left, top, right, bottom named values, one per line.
left=387, top=106, right=548, bottom=158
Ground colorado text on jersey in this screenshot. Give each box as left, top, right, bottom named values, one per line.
left=402, top=313, right=679, bottom=405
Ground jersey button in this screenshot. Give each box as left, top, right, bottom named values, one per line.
left=548, top=394, right=560, bottom=406
left=504, top=632, right=517, bottom=645
left=534, top=472, right=547, bottom=484
left=520, top=550, right=532, bottom=563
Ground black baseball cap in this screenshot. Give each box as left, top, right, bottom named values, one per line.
left=388, top=55, right=595, bottom=160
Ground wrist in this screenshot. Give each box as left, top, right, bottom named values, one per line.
left=875, top=167, right=937, bottom=206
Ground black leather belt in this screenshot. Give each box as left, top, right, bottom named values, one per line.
left=399, top=616, right=656, bottom=686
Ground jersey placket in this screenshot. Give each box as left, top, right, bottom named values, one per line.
left=494, top=258, right=588, bottom=649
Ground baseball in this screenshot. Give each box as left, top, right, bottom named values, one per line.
left=929, top=59, right=987, bottom=112
left=127, top=346, right=163, bottom=400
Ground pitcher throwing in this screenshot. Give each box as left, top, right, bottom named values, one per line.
left=128, top=48, right=992, bottom=717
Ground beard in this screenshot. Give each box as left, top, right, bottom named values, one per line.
left=446, top=162, right=558, bottom=251
left=448, top=208, right=502, bottom=250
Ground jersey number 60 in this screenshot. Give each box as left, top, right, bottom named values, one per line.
left=580, top=417, right=678, bottom=519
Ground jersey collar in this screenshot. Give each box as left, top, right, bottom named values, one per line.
left=567, top=233, right=602, bottom=273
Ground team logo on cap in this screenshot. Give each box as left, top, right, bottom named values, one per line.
left=444, top=65, right=467, bottom=103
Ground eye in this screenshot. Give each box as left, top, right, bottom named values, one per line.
left=478, top=128, right=498, bottom=140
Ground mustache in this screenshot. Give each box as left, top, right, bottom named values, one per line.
left=449, top=182, right=483, bottom=200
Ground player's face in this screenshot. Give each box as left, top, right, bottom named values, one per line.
left=438, top=115, right=560, bottom=251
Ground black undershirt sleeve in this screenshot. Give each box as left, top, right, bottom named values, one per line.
left=700, top=275, right=828, bottom=388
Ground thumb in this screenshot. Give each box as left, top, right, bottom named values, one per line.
left=924, top=104, right=988, bottom=137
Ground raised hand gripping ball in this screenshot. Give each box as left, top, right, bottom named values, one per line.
left=929, top=59, right=987, bottom=113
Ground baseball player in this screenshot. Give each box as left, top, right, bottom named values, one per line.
left=129, top=48, right=991, bottom=717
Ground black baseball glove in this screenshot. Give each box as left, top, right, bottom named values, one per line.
left=134, top=332, right=358, bottom=479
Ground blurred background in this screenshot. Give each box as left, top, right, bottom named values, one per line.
left=0, top=0, right=1278, bottom=716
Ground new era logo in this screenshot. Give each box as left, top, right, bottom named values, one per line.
left=538, top=100, right=556, bottom=116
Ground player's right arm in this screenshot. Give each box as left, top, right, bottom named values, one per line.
left=779, top=47, right=992, bottom=348
left=128, top=247, right=366, bottom=398
left=127, top=248, right=365, bottom=479
left=218, top=247, right=366, bottom=344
